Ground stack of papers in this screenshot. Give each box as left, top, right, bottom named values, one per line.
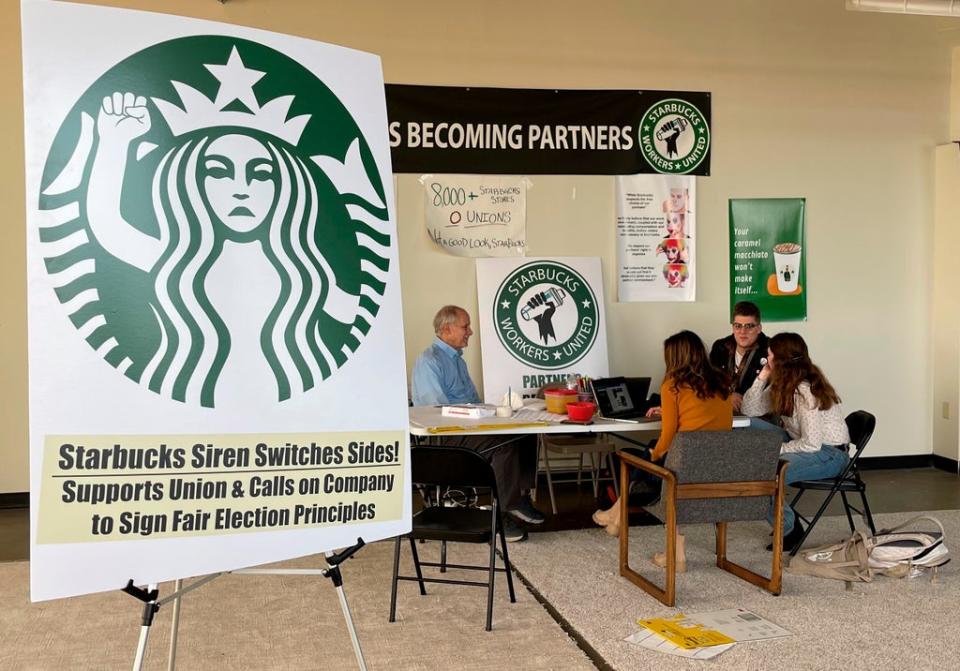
left=513, top=408, right=569, bottom=423
left=625, top=609, right=791, bottom=660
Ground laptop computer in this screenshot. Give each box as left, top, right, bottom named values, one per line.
left=590, top=376, right=654, bottom=423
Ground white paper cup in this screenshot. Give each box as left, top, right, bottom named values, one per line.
left=496, top=406, right=513, bottom=418
left=773, top=243, right=801, bottom=293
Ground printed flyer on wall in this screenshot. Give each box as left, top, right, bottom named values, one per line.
left=728, top=198, right=806, bottom=321
left=616, top=174, right=696, bottom=302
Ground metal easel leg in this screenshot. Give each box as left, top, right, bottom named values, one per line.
left=322, top=539, right=368, bottom=671
left=329, top=562, right=367, bottom=671
left=167, top=578, right=183, bottom=671
left=129, top=583, right=159, bottom=671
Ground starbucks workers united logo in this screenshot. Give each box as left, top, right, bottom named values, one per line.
left=37, top=37, right=391, bottom=407
left=638, top=97, right=710, bottom=175
left=494, top=261, right=598, bottom=369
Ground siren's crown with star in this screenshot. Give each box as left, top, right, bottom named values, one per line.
left=152, top=46, right=309, bottom=145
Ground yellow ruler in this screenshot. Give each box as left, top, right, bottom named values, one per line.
left=426, top=422, right=549, bottom=434
left=638, top=616, right=735, bottom=649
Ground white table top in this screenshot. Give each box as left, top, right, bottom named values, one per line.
left=408, top=404, right=751, bottom=437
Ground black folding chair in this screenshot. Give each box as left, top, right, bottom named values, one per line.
left=389, top=446, right=516, bottom=631
left=788, top=410, right=877, bottom=556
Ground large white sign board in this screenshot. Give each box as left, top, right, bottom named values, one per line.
left=23, top=0, right=410, bottom=601
left=476, top=257, right=609, bottom=401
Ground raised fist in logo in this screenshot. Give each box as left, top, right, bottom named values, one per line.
left=522, top=289, right=565, bottom=344
left=97, top=91, right=151, bottom=146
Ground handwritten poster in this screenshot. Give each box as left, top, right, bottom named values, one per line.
left=615, top=174, right=696, bottom=301
left=423, top=174, right=526, bottom=257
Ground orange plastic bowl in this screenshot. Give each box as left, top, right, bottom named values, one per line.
left=544, top=388, right=578, bottom=413
left=566, top=401, right=596, bottom=422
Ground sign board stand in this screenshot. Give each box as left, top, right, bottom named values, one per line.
left=123, top=538, right=369, bottom=671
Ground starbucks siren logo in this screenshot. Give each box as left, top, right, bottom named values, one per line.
left=37, top=37, right=391, bottom=407
left=638, top=98, right=710, bottom=175
left=494, top=261, right=598, bottom=369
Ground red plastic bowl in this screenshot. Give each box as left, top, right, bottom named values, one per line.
left=566, top=401, right=596, bottom=422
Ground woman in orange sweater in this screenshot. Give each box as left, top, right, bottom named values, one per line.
left=593, top=331, right=733, bottom=569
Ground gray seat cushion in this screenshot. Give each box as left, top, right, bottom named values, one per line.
left=645, top=429, right=783, bottom=525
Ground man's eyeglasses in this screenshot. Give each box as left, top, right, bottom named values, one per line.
left=732, top=323, right=758, bottom=331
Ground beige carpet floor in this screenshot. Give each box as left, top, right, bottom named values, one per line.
left=0, top=540, right=594, bottom=671
left=506, top=510, right=960, bottom=671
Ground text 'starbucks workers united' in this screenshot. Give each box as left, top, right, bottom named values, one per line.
left=494, top=261, right=599, bottom=369
left=37, top=37, right=391, bottom=407
left=638, top=97, right=710, bottom=175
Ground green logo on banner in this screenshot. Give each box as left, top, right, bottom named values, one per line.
left=38, top=37, right=391, bottom=407
left=638, top=98, right=710, bottom=175
left=493, top=261, right=599, bottom=369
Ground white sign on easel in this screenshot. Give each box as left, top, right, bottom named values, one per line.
left=23, top=0, right=410, bottom=603
left=476, top=257, right=609, bottom=401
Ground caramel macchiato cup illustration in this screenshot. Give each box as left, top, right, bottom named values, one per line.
left=773, top=242, right=801, bottom=293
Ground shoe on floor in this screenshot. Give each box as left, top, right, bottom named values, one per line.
left=652, top=534, right=687, bottom=572
left=767, top=521, right=805, bottom=552
left=592, top=508, right=614, bottom=526
left=507, top=495, right=546, bottom=525
left=500, top=518, right=528, bottom=542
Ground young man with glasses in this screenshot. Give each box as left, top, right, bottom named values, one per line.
left=709, top=301, right=769, bottom=412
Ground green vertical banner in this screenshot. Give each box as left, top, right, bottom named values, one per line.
left=728, top=198, right=806, bottom=322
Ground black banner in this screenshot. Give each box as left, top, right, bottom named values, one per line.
left=385, top=85, right=711, bottom=176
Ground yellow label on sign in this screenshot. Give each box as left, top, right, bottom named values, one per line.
left=638, top=617, right=735, bottom=649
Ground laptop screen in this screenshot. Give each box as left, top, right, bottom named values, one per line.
left=591, top=376, right=652, bottom=419
left=592, top=377, right=635, bottom=418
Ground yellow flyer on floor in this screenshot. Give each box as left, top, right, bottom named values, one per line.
left=637, top=616, right=734, bottom=649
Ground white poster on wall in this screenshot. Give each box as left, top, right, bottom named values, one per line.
left=476, top=257, right=609, bottom=401
left=422, top=174, right=526, bottom=257
left=23, top=0, right=410, bottom=601
left=616, top=174, right=696, bottom=302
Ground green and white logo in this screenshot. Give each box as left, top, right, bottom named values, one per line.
left=638, top=98, right=710, bottom=175
left=493, top=261, right=598, bottom=369
left=37, top=37, right=391, bottom=407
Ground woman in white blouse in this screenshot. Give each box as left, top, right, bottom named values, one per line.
left=741, top=332, right=850, bottom=552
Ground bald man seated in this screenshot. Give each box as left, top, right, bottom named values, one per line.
left=411, top=305, right=544, bottom=542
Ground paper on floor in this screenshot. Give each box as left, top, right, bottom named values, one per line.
left=624, top=628, right=734, bottom=660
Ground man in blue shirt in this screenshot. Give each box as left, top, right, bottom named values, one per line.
left=412, top=306, right=544, bottom=541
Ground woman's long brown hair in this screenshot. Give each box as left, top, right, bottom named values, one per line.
left=767, top=332, right=840, bottom=415
left=664, top=330, right=731, bottom=400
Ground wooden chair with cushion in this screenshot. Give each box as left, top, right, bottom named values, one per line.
left=618, top=429, right=788, bottom=606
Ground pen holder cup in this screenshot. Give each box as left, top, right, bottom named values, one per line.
left=496, top=406, right=513, bottom=418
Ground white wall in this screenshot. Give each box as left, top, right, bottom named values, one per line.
left=2, top=0, right=957, bottom=491
left=933, top=143, right=960, bottom=465
left=395, top=2, right=956, bottom=462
